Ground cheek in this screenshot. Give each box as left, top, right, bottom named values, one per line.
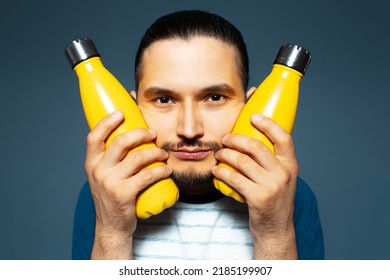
left=142, top=111, right=177, bottom=146
left=205, top=109, right=242, bottom=140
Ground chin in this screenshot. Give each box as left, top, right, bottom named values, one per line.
left=170, top=167, right=216, bottom=196
left=167, top=157, right=217, bottom=175
left=171, top=162, right=214, bottom=176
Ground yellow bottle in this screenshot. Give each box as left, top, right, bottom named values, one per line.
left=65, top=38, right=179, bottom=219
left=214, top=44, right=312, bottom=202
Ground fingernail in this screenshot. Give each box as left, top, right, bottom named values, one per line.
left=251, top=114, right=264, bottom=122
left=221, top=134, right=229, bottom=144
left=111, top=110, right=122, bottom=118
left=148, top=129, right=156, bottom=137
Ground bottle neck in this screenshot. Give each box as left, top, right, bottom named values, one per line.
left=73, top=57, right=103, bottom=75
left=271, top=64, right=303, bottom=81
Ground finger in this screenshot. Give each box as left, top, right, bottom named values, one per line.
left=215, top=148, right=266, bottom=183
left=221, top=133, right=279, bottom=172
left=212, top=164, right=257, bottom=199
left=113, top=147, right=169, bottom=179
left=122, top=164, right=173, bottom=195
left=102, top=128, right=157, bottom=167
left=86, top=111, right=124, bottom=159
left=250, top=114, right=296, bottom=160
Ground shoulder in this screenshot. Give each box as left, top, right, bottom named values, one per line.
left=294, top=177, right=325, bottom=259
left=75, top=181, right=95, bottom=215
left=295, top=177, right=318, bottom=209
left=72, top=182, right=95, bottom=260
left=294, top=176, right=321, bottom=225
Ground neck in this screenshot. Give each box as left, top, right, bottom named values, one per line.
left=178, top=189, right=224, bottom=204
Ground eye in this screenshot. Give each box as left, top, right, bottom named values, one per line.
left=206, top=94, right=225, bottom=103
left=155, top=96, right=172, bottom=104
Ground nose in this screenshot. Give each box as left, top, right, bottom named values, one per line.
left=176, top=101, right=204, bottom=140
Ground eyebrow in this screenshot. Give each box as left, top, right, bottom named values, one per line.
left=202, top=84, right=236, bottom=95
left=143, top=86, right=175, bottom=96
left=143, top=83, right=236, bottom=96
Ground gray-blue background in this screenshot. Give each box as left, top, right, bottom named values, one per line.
left=1, top=0, right=389, bottom=259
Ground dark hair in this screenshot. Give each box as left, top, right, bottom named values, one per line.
left=134, top=10, right=249, bottom=91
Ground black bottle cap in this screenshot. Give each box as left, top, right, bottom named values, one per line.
left=274, top=44, right=312, bottom=75
left=64, top=38, right=100, bottom=69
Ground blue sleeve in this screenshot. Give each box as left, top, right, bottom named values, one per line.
left=72, top=182, right=95, bottom=260
left=294, top=177, right=325, bottom=259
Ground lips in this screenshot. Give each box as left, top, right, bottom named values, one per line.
left=171, top=149, right=211, bottom=160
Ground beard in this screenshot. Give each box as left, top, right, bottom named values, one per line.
left=171, top=169, right=215, bottom=195
left=162, top=138, right=222, bottom=196
left=171, top=170, right=224, bottom=203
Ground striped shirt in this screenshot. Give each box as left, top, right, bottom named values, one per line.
left=133, top=197, right=253, bottom=260
left=72, top=177, right=325, bottom=259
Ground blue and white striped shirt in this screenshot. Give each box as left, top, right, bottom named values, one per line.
left=72, top=177, right=324, bottom=259
left=134, top=196, right=253, bottom=259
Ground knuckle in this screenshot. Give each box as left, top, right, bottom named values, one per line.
left=112, top=128, right=152, bottom=150
left=294, top=163, right=299, bottom=175
left=229, top=171, right=243, bottom=189
left=112, top=134, right=127, bottom=148
left=139, top=168, right=154, bottom=183
left=248, top=138, right=265, bottom=152
left=279, top=168, right=291, bottom=184
left=128, top=150, right=144, bottom=165
left=290, top=162, right=299, bottom=177
left=279, top=133, right=294, bottom=147
left=84, top=160, right=92, bottom=173
left=86, top=131, right=98, bottom=146
left=133, top=128, right=151, bottom=140
left=237, top=154, right=254, bottom=170
left=91, top=165, right=105, bottom=183
left=101, top=176, right=112, bottom=189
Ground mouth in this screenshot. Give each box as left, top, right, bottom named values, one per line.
left=171, top=149, right=212, bottom=160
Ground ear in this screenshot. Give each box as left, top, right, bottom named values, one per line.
left=130, top=90, right=137, bottom=101
left=246, top=87, right=257, bottom=100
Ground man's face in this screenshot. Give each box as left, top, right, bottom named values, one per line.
left=134, top=36, right=247, bottom=195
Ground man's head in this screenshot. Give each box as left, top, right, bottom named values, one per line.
left=131, top=10, right=252, bottom=196
left=135, top=10, right=249, bottom=92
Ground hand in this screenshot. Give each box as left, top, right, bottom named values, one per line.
left=212, top=114, right=298, bottom=259
left=85, top=111, right=172, bottom=259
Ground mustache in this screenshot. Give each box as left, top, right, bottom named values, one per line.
left=162, top=138, right=222, bottom=153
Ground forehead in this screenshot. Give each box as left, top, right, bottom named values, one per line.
left=138, top=36, right=243, bottom=92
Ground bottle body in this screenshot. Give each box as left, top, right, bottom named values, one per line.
left=213, top=64, right=302, bottom=202
left=75, top=57, right=179, bottom=218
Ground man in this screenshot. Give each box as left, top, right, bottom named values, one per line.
left=72, top=10, right=324, bottom=260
